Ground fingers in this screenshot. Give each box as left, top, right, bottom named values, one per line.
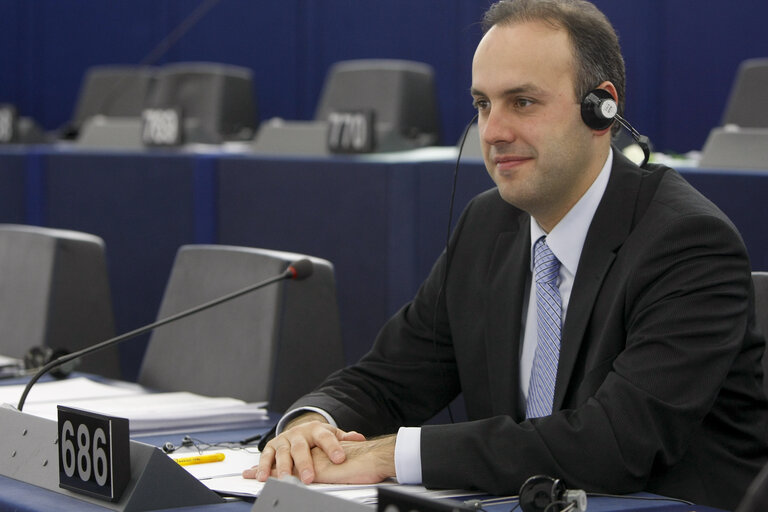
left=242, top=421, right=360, bottom=484
left=242, top=442, right=276, bottom=481
left=243, top=433, right=300, bottom=481
left=286, top=433, right=314, bottom=482
left=340, top=430, right=366, bottom=442
left=310, top=436, right=396, bottom=485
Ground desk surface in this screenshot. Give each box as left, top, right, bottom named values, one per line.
left=0, top=380, right=726, bottom=512
left=0, top=395, right=728, bottom=512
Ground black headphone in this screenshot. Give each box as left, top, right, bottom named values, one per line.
left=23, top=346, right=78, bottom=379
left=580, top=88, right=650, bottom=168
left=580, top=88, right=618, bottom=131
left=162, top=435, right=195, bottom=454
left=519, top=475, right=587, bottom=512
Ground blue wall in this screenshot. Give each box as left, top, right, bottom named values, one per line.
left=1, top=0, right=767, bottom=153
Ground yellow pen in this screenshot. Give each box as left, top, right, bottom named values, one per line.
left=173, top=453, right=226, bottom=466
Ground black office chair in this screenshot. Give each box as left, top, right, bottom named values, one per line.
left=753, top=272, right=768, bottom=395
left=0, top=224, right=120, bottom=378
left=144, top=62, right=257, bottom=143
left=137, top=245, right=344, bottom=412
left=63, top=65, right=157, bottom=139
left=314, top=58, right=441, bottom=150
left=736, top=272, right=768, bottom=512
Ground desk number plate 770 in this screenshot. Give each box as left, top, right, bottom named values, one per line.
left=57, top=405, right=130, bottom=502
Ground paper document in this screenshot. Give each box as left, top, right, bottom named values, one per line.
left=176, top=446, right=478, bottom=506
left=0, top=377, right=268, bottom=434
left=0, top=354, right=23, bottom=378
left=171, top=445, right=392, bottom=502
left=203, top=473, right=388, bottom=504
left=0, top=354, right=22, bottom=367
left=169, top=446, right=261, bottom=481
left=205, top=473, right=480, bottom=506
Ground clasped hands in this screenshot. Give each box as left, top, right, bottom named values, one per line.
left=242, top=412, right=396, bottom=485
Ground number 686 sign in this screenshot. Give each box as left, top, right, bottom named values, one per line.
left=57, top=406, right=130, bottom=502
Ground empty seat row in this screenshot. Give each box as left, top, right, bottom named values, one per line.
left=0, top=224, right=344, bottom=413
left=67, top=62, right=258, bottom=144
left=64, top=59, right=442, bottom=152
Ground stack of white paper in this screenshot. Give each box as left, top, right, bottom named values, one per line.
left=0, top=377, right=268, bottom=434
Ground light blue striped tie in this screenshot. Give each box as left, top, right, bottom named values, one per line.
left=526, top=236, right=562, bottom=419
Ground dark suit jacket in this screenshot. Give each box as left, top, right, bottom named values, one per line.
left=291, top=151, right=768, bottom=510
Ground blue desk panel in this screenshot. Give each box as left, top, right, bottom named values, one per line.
left=216, top=155, right=428, bottom=364
left=677, top=167, right=768, bottom=271
left=38, top=149, right=206, bottom=380
left=0, top=145, right=30, bottom=223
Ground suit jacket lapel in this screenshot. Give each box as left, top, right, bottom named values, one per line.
left=485, top=213, right=530, bottom=419
left=553, top=154, right=643, bottom=410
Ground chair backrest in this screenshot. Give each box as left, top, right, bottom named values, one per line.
left=724, top=273, right=768, bottom=512
left=754, top=272, right=768, bottom=336
left=753, top=272, right=768, bottom=395
left=145, top=62, right=257, bottom=143
left=722, top=58, right=768, bottom=128
left=71, top=65, right=157, bottom=129
left=314, top=59, right=441, bottom=149
left=0, top=224, right=120, bottom=378
left=138, top=245, right=344, bottom=412
left=737, top=458, right=768, bottom=512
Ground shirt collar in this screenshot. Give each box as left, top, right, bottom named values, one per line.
left=530, top=148, right=613, bottom=276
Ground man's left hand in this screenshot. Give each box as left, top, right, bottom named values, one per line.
left=277, top=434, right=397, bottom=484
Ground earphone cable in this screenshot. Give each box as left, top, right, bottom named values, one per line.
left=431, top=112, right=479, bottom=425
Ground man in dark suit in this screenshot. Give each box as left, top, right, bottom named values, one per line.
left=244, top=1, right=768, bottom=508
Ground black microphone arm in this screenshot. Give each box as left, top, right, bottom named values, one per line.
left=16, top=258, right=313, bottom=411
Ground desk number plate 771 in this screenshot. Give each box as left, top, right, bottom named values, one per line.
left=57, top=405, right=130, bottom=502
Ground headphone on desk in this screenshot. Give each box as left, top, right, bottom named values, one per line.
left=519, top=475, right=587, bottom=512
left=161, top=435, right=195, bottom=454
left=23, top=346, right=78, bottom=379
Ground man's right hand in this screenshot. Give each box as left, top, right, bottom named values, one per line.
left=241, top=412, right=365, bottom=484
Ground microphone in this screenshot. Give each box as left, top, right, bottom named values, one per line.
left=285, top=257, right=313, bottom=280
left=16, top=258, right=313, bottom=411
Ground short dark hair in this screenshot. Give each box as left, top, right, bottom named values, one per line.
left=482, top=0, right=626, bottom=118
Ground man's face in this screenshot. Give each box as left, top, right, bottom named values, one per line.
left=471, top=21, right=607, bottom=231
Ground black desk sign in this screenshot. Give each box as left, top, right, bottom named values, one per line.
left=141, top=107, right=183, bottom=146
left=0, top=104, right=17, bottom=143
left=57, top=405, right=130, bottom=502
left=327, top=110, right=375, bottom=153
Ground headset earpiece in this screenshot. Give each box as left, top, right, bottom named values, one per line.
left=161, top=435, right=195, bottom=454
left=519, top=474, right=588, bottom=512
left=23, top=346, right=52, bottom=371
left=581, top=88, right=618, bottom=131
left=519, top=475, right=567, bottom=512
left=23, top=345, right=77, bottom=379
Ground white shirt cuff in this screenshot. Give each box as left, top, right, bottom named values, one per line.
left=395, top=427, right=422, bottom=484
left=275, top=406, right=338, bottom=434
